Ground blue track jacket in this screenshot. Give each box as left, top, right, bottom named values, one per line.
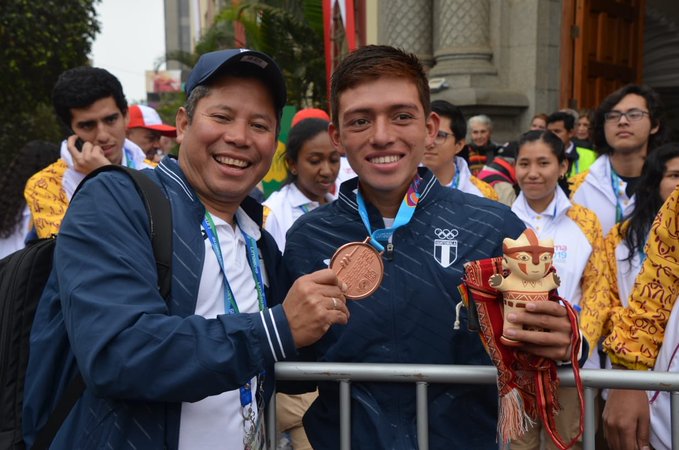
left=22, top=157, right=296, bottom=449
left=283, top=169, right=526, bottom=450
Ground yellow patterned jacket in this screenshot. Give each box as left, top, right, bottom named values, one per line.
left=579, top=221, right=643, bottom=356
left=24, top=160, right=70, bottom=238
left=24, top=143, right=157, bottom=238
left=566, top=204, right=612, bottom=342
left=603, top=186, right=679, bottom=369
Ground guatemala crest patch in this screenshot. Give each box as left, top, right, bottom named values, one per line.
left=434, top=228, right=458, bottom=268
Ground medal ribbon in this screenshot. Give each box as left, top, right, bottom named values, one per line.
left=356, top=175, right=422, bottom=252
left=202, top=211, right=267, bottom=408
left=610, top=164, right=624, bottom=224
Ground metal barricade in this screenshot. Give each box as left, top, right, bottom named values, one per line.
left=267, top=363, right=679, bottom=450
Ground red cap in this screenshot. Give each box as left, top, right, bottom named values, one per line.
left=291, top=108, right=330, bottom=127
left=127, top=105, right=177, bottom=137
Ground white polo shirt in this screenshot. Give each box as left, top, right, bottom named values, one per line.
left=178, top=208, right=264, bottom=450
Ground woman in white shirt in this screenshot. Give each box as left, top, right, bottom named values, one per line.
left=510, top=130, right=608, bottom=450
left=264, top=118, right=340, bottom=253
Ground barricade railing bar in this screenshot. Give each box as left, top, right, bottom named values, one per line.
left=267, top=363, right=679, bottom=450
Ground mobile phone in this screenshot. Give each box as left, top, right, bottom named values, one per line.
left=75, top=138, right=85, bottom=152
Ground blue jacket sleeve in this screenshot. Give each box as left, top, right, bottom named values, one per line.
left=56, top=172, right=296, bottom=403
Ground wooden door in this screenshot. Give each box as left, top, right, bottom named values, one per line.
left=561, top=0, right=646, bottom=110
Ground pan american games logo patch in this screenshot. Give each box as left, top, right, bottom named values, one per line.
left=434, top=228, right=458, bottom=268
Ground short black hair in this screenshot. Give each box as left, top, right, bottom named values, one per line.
left=52, top=66, right=128, bottom=131
left=331, top=45, right=430, bottom=127
left=431, top=100, right=466, bottom=141
left=547, top=111, right=575, bottom=131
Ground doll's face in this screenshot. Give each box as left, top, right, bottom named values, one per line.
left=503, top=251, right=553, bottom=281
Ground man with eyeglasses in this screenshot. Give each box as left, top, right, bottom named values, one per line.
left=422, top=100, right=498, bottom=200
left=569, top=84, right=667, bottom=235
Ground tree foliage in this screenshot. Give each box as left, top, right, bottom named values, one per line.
left=162, top=0, right=327, bottom=113
left=0, top=0, right=100, bottom=166
left=218, top=0, right=327, bottom=110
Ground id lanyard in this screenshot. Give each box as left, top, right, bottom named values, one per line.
left=123, top=147, right=137, bottom=169
left=202, top=211, right=267, bottom=408
left=610, top=165, right=624, bottom=224
left=298, top=204, right=311, bottom=214
left=639, top=233, right=650, bottom=265
left=355, top=175, right=422, bottom=253
left=450, top=162, right=461, bottom=190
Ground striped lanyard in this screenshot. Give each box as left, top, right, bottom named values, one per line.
left=202, top=211, right=267, bottom=408
left=356, top=175, right=422, bottom=252
left=610, top=165, right=625, bottom=224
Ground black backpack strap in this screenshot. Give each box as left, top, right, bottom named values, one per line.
left=31, top=165, right=173, bottom=449
left=117, top=167, right=173, bottom=299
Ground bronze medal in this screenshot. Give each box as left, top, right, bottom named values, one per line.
left=330, top=237, right=384, bottom=300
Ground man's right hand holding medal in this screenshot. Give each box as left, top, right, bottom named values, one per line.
left=282, top=269, right=350, bottom=348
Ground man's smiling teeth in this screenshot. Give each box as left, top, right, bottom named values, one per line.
left=370, top=155, right=401, bottom=164
left=215, top=155, right=249, bottom=168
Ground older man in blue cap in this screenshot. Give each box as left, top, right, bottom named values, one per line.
left=22, top=49, right=350, bottom=450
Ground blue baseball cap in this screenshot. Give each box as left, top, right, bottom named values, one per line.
left=185, top=49, right=287, bottom=114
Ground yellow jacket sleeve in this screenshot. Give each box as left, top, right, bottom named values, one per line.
left=604, top=187, right=679, bottom=370
left=569, top=205, right=614, bottom=353
left=23, top=160, right=69, bottom=238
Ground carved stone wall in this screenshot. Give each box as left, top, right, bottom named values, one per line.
left=375, top=0, right=567, bottom=142
left=377, top=0, right=433, bottom=67
left=431, top=0, right=495, bottom=75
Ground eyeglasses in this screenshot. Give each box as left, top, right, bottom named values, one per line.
left=434, top=130, right=453, bottom=145
left=604, top=109, right=650, bottom=123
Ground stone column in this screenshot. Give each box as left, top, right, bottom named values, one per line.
left=430, top=0, right=496, bottom=76
left=378, top=0, right=433, bottom=68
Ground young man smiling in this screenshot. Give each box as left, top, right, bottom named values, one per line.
left=283, top=45, right=576, bottom=450
left=24, top=67, right=156, bottom=238
left=23, top=49, right=349, bottom=449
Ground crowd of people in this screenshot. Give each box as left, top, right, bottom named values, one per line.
left=0, top=43, right=677, bottom=450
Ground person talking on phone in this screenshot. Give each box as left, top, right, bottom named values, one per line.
left=24, top=66, right=156, bottom=238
